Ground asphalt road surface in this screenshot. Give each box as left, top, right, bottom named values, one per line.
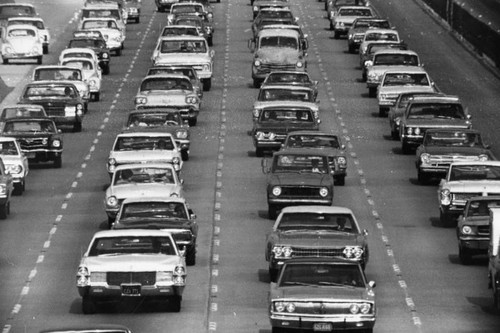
left=0, top=0, right=499, bottom=332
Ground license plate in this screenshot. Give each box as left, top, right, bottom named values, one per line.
left=313, top=323, right=333, bottom=332
left=26, top=152, right=36, bottom=159
left=121, top=284, right=141, bottom=296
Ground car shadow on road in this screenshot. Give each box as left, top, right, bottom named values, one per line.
left=448, top=253, right=488, bottom=266
left=466, top=296, right=500, bottom=315
left=69, top=298, right=180, bottom=314
left=430, top=216, right=456, bottom=229
left=258, top=269, right=271, bottom=283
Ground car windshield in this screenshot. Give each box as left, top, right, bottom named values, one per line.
left=259, top=88, right=312, bottom=102
left=397, top=93, right=438, bottom=108
left=34, top=69, right=82, bottom=81
left=259, top=11, right=293, bottom=20
left=286, top=135, right=340, bottom=149
left=278, top=212, right=357, bottom=232
left=160, top=40, right=207, bottom=53
left=82, top=9, right=121, bottom=20
left=8, top=28, right=35, bottom=37
left=365, top=32, right=398, bottom=42
left=0, top=6, right=36, bottom=17
left=3, top=121, right=55, bottom=133
left=266, top=73, right=311, bottom=85
left=120, top=202, right=188, bottom=220
left=279, top=263, right=365, bottom=287
left=63, top=60, right=93, bottom=70
left=128, top=112, right=182, bottom=127
left=374, top=54, right=418, bottom=66
left=424, top=131, right=482, bottom=147
left=24, top=85, right=78, bottom=98
left=8, top=20, right=44, bottom=29
left=172, top=4, right=203, bottom=13
left=260, top=36, right=297, bottom=49
left=0, top=107, right=44, bottom=119
left=338, top=8, right=372, bottom=16
left=113, top=166, right=176, bottom=185
left=82, top=20, right=118, bottom=29
left=140, top=77, right=193, bottom=91
left=368, top=43, right=407, bottom=55
left=0, top=141, right=19, bottom=155
left=162, top=26, right=199, bottom=36
left=466, top=200, right=500, bottom=217
left=354, top=20, right=390, bottom=29
left=335, top=0, right=368, bottom=6
left=174, top=17, right=202, bottom=27
left=272, top=154, right=328, bottom=174
left=88, top=236, right=176, bottom=256
left=382, top=73, right=429, bottom=87
left=69, top=39, right=106, bottom=48
left=114, top=136, right=175, bottom=151
left=449, top=165, right=500, bottom=181
left=148, top=67, right=196, bottom=79
left=408, top=103, right=465, bottom=119
left=259, top=109, right=314, bottom=123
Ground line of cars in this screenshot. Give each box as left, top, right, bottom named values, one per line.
left=249, top=1, right=377, bottom=332
left=324, top=0, right=500, bottom=314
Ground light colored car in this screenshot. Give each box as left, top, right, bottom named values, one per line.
left=76, top=229, right=186, bottom=314
left=1, top=24, right=43, bottom=64
left=377, top=67, right=435, bottom=116
left=358, top=28, right=401, bottom=60
left=438, top=161, right=500, bottom=227
left=123, top=0, right=142, bottom=23
left=107, top=131, right=183, bottom=176
left=134, top=74, right=200, bottom=126
left=0, top=137, right=28, bottom=195
left=7, top=17, right=49, bottom=54
left=147, top=65, right=204, bottom=100
left=60, top=57, right=102, bottom=102
left=105, top=163, right=184, bottom=224
left=366, top=49, right=422, bottom=99
left=80, top=17, right=125, bottom=55
left=80, top=1, right=126, bottom=32
left=59, top=47, right=100, bottom=66
left=151, top=36, right=214, bottom=91
left=253, top=88, right=319, bottom=122
left=249, top=28, right=307, bottom=88
left=0, top=157, right=13, bottom=219
left=32, top=65, right=91, bottom=109
left=329, top=6, right=375, bottom=39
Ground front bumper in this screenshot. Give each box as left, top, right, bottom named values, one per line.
left=78, top=284, right=183, bottom=299
left=270, top=313, right=375, bottom=331
left=268, top=198, right=333, bottom=206
left=22, top=149, right=62, bottom=162
left=49, top=115, right=83, bottom=125
left=401, top=134, right=424, bottom=147
left=458, top=236, right=489, bottom=252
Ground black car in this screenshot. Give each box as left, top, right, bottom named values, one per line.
left=1, top=117, right=63, bottom=168
left=68, top=30, right=111, bottom=75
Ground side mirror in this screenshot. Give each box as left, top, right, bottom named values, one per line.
left=341, top=144, right=346, bottom=150
left=180, top=179, right=184, bottom=184
left=363, top=229, right=368, bottom=236
left=210, top=49, right=215, bottom=57
left=294, top=17, right=299, bottom=23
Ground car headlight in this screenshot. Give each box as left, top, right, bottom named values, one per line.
left=170, top=192, right=179, bottom=198
left=89, top=79, right=97, bottom=87
left=420, top=153, right=430, bottom=164
left=414, top=127, right=421, bottom=135
left=135, top=97, right=147, bottom=104
left=359, top=303, right=371, bottom=314
left=174, top=265, right=185, bottom=276
left=186, top=96, right=198, bottom=104
left=176, top=130, right=188, bottom=139
left=336, top=156, right=347, bottom=165
left=253, top=6, right=258, bottom=11
left=272, top=246, right=292, bottom=258
left=102, top=52, right=109, bottom=59
left=406, top=127, right=413, bottom=135
left=106, top=196, right=118, bottom=207
left=52, top=139, right=61, bottom=148
left=172, top=157, right=180, bottom=164
left=319, top=187, right=329, bottom=197
left=272, top=186, right=282, bottom=196
left=348, top=34, right=353, bottom=39
left=343, top=246, right=363, bottom=259
left=285, top=302, right=295, bottom=312
left=440, top=189, right=451, bottom=205
left=364, top=60, right=373, bottom=67
left=274, top=302, right=285, bottom=312
left=461, top=225, right=473, bottom=235
left=4, top=46, right=13, bottom=54
left=479, top=154, right=489, bottom=161
left=254, top=59, right=261, bottom=67
left=7, top=164, right=22, bottom=174
left=296, top=61, right=303, bottom=68
left=202, top=63, right=210, bottom=71
left=350, top=303, right=360, bottom=314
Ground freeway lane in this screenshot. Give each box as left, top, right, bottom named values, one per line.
left=0, top=0, right=500, bottom=332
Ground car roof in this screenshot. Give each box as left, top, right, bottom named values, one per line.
left=274, top=148, right=330, bottom=157
left=373, top=49, right=418, bottom=56
left=286, top=130, right=340, bottom=137
left=92, top=229, right=175, bottom=239
left=142, top=73, right=190, bottom=80
left=258, top=28, right=299, bottom=38
left=158, top=35, right=206, bottom=42
left=35, top=65, right=82, bottom=70
left=116, top=131, right=175, bottom=138
left=450, top=161, right=500, bottom=167
left=280, top=205, right=354, bottom=214
left=260, top=101, right=317, bottom=109
left=112, top=163, right=176, bottom=171
left=7, top=16, right=43, bottom=22
left=365, top=28, right=398, bottom=34
left=409, top=95, right=461, bottom=104
left=121, top=196, right=186, bottom=205
left=383, top=67, right=428, bottom=74
left=25, top=81, right=78, bottom=87
left=6, top=24, right=38, bottom=31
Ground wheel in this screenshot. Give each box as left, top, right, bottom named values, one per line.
left=53, top=155, right=62, bottom=168
left=401, top=141, right=411, bottom=154
left=82, top=296, right=97, bottom=314
left=494, top=289, right=500, bottom=310
left=169, top=295, right=182, bottom=312
left=102, top=65, right=110, bottom=75
left=93, top=92, right=100, bottom=102
left=272, top=327, right=286, bottom=333
left=269, top=267, right=278, bottom=282
left=115, top=48, right=122, bottom=56
left=335, top=175, right=345, bottom=186
left=362, top=71, right=367, bottom=82
left=186, top=246, right=196, bottom=266
left=348, top=44, right=355, bottom=53
left=43, top=45, right=48, bottom=54
left=440, top=210, right=455, bottom=227
left=203, top=78, right=211, bottom=91
left=181, top=149, right=189, bottom=161
left=208, top=36, right=213, bottom=47
left=391, top=128, right=399, bottom=140
left=37, top=56, right=42, bottom=65
left=378, top=107, right=387, bottom=117
left=13, top=180, right=24, bottom=195
left=0, top=202, right=9, bottom=219
left=458, top=245, right=472, bottom=265
left=255, top=147, right=264, bottom=157
left=136, top=17, right=140, bottom=23
left=268, top=204, right=278, bottom=220
left=73, top=122, right=82, bottom=132
left=368, top=87, right=376, bottom=98
left=253, top=79, right=262, bottom=88
left=107, top=216, right=115, bottom=229
left=3, top=58, right=8, bottom=64
left=417, top=169, right=428, bottom=184
left=188, top=117, right=197, bottom=126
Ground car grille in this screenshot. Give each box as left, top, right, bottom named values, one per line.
left=107, top=272, right=156, bottom=286
left=429, top=155, right=481, bottom=165
left=280, top=186, right=323, bottom=198
left=260, top=63, right=297, bottom=73
left=290, top=301, right=372, bottom=315
left=453, top=193, right=481, bottom=203
left=291, top=247, right=344, bottom=258
left=477, top=225, right=490, bottom=236
left=18, top=137, right=48, bottom=150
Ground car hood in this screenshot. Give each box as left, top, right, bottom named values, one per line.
left=255, top=48, right=301, bottom=64
left=275, top=230, right=363, bottom=247
left=379, top=86, right=434, bottom=94
left=270, top=173, right=333, bottom=186
left=82, top=254, right=182, bottom=271
left=404, top=118, right=470, bottom=128
left=272, top=285, right=372, bottom=301
left=155, top=53, right=211, bottom=65
left=107, top=183, right=181, bottom=199
left=444, top=181, right=500, bottom=192
left=110, top=150, right=180, bottom=163
left=422, top=146, right=489, bottom=156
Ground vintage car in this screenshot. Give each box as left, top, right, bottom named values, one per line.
left=347, top=17, right=391, bottom=53
left=388, top=91, right=443, bottom=140
left=329, top=6, right=375, bottom=38
left=260, top=24, right=309, bottom=50
left=156, top=0, right=181, bottom=12
left=358, top=28, right=401, bottom=59
left=366, top=49, right=422, bottom=99
left=134, top=74, right=200, bottom=126
left=107, top=131, right=183, bottom=176
left=166, top=2, right=208, bottom=24
left=18, top=81, right=85, bottom=132
left=1, top=24, right=43, bottom=64
left=261, top=71, right=318, bottom=99
left=262, top=149, right=334, bottom=219
left=68, top=30, right=111, bottom=75
left=39, top=324, right=133, bottom=333
left=0, top=137, right=28, bottom=195
left=0, top=104, right=46, bottom=131
left=1, top=117, right=63, bottom=168
left=252, top=8, right=297, bottom=38
left=80, top=0, right=126, bottom=32
left=105, top=163, right=184, bottom=224
left=158, top=25, right=201, bottom=41
left=172, top=14, right=213, bottom=46
left=399, top=96, right=471, bottom=154
left=125, top=108, right=190, bottom=161
left=112, top=197, right=198, bottom=265
left=151, top=36, right=214, bottom=91
left=249, top=28, right=307, bottom=88
left=457, top=196, right=500, bottom=264
left=252, top=103, right=320, bottom=157
left=123, top=0, right=141, bottom=23
left=488, top=208, right=500, bottom=309
left=80, top=18, right=125, bottom=55
left=438, top=161, right=500, bottom=226
left=76, top=229, right=186, bottom=313
left=59, top=47, right=100, bottom=67
left=252, top=0, right=290, bottom=19
left=0, top=157, right=13, bottom=219
left=282, top=131, right=347, bottom=185
left=0, top=3, right=37, bottom=27
left=265, top=206, right=368, bottom=281
left=269, top=258, right=376, bottom=333
left=359, top=41, right=407, bottom=74
left=147, top=65, right=203, bottom=100
left=325, top=0, right=370, bottom=13
left=60, top=58, right=102, bottom=102
left=32, top=65, right=91, bottom=109
left=7, top=17, right=49, bottom=54
left=378, top=67, right=436, bottom=117
left=415, top=129, right=492, bottom=184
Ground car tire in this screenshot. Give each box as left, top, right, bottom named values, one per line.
left=93, top=92, right=100, bottom=102
left=203, top=78, right=211, bottom=91
left=401, top=141, right=411, bottom=155
left=494, top=288, right=500, bottom=310
left=208, top=36, right=213, bottom=47
left=107, top=216, right=115, bottom=229
left=53, top=156, right=62, bottom=168
left=37, top=56, right=42, bottom=65
left=362, top=71, right=367, bottom=82
left=181, top=150, right=189, bottom=161
left=440, top=210, right=455, bottom=227
left=417, top=170, right=428, bottom=184
left=0, top=201, right=9, bottom=219
left=368, top=87, right=376, bottom=98
left=348, top=44, right=355, bottom=54
left=253, top=79, right=262, bottom=88
left=43, top=45, right=48, bottom=54
left=271, top=327, right=286, bottom=333
left=188, top=118, right=197, bottom=126
left=102, top=65, right=110, bottom=75
left=136, top=17, right=140, bottom=23
left=378, top=107, right=387, bottom=117
left=268, top=204, right=278, bottom=220
left=335, top=175, right=345, bottom=186
left=73, top=122, right=82, bottom=132
left=391, top=128, right=399, bottom=140
left=82, top=296, right=97, bottom=314
left=169, top=295, right=182, bottom=312
left=186, top=246, right=196, bottom=266
left=458, top=245, right=472, bottom=265
left=269, top=267, right=278, bottom=282
left=115, top=48, right=122, bottom=56
left=3, top=58, right=8, bottom=64
left=13, top=180, right=24, bottom=195
left=255, top=147, right=264, bottom=157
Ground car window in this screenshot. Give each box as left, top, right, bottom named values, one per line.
left=278, top=212, right=356, bottom=232
left=0, top=141, right=18, bottom=155
left=113, top=167, right=176, bottom=185
left=286, top=135, right=340, bottom=149
left=88, top=236, right=176, bottom=256
left=449, top=165, right=500, bottom=181
left=114, top=136, right=175, bottom=151
left=408, top=103, right=464, bottom=119
left=121, top=202, right=188, bottom=220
